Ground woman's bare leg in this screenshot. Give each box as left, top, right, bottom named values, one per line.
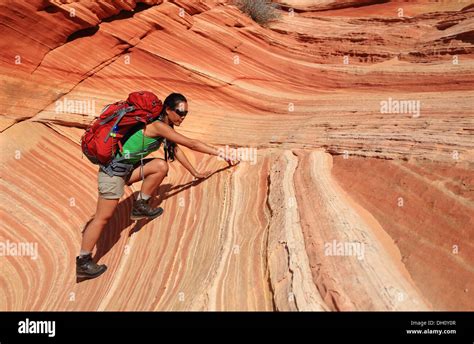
left=127, top=158, right=169, bottom=197
left=81, top=197, right=119, bottom=252
left=81, top=158, right=168, bottom=253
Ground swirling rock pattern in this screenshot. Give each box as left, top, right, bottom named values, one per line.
left=0, top=1, right=472, bottom=310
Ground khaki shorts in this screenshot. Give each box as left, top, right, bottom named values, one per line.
left=97, top=169, right=132, bottom=200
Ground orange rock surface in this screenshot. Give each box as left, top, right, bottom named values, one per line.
left=0, top=1, right=472, bottom=310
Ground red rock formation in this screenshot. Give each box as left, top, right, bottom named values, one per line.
left=0, top=1, right=472, bottom=310
left=332, top=155, right=474, bottom=311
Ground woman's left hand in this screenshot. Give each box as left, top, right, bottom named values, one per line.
left=194, top=171, right=212, bottom=179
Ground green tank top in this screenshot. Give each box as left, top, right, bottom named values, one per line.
left=115, top=129, right=163, bottom=165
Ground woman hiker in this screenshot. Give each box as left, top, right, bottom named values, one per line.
left=77, top=93, right=239, bottom=280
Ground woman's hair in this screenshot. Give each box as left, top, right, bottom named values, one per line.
left=162, top=93, right=187, bottom=113
left=160, top=93, right=187, bottom=161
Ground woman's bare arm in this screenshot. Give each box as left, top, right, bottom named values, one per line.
left=146, top=121, right=220, bottom=156
left=146, top=121, right=239, bottom=166
left=174, top=145, right=199, bottom=177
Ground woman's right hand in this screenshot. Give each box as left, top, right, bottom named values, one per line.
left=215, top=145, right=241, bottom=166
left=223, top=154, right=240, bottom=166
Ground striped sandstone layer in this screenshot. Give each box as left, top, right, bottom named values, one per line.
left=0, top=1, right=472, bottom=310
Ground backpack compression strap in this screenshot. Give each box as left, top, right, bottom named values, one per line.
left=103, top=106, right=136, bottom=143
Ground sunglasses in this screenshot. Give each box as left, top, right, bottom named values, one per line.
left=174, top=109, right=188, bottom=117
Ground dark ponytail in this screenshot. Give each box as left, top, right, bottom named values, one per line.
left=160, top=93, right=187, bottom=162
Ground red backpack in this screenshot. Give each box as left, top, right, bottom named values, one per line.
left=81, top=91, right=163, bottom=166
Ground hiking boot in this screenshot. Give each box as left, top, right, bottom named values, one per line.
left=76, top=254, right=107, bottom=281
left=131, top=198, right=164, bottom=220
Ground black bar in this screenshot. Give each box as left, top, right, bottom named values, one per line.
left=0, top=312, right=472, bottom=342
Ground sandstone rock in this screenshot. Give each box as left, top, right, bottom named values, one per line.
left=0, top=0, right=472, bottom=310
